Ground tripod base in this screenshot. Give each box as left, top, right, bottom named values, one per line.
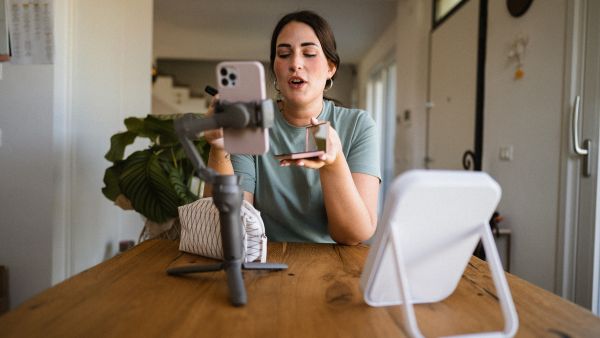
left=167, top=260, right=287, bottom=306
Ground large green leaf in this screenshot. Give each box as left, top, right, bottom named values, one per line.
left=101, top=163, right=124, bottom=201
left=169, top=166, right=197, bottom=205
left=169, top=139, right=209, bottom=162
left=101, top=115, right=212, bottom=223
left=105, top=131, right=137, bottom=162
left=141, top=115, right=179, bottom=146
left=119, top=150, right=181, bottom=223
left=123, top=117, right=147, bottom=135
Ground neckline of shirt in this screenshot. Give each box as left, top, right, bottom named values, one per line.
left=276, top=99, right=330, bottom=131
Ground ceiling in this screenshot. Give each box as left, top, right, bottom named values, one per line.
left=153, top=0, right=398, bottom=64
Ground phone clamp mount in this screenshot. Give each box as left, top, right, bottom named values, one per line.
left=166, top=99, right=287, bottom=307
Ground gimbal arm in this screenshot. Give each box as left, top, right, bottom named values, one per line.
left=173, top=99, right=274, bottom=183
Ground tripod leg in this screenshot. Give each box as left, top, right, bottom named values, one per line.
left=213, top=175, right=247, bottom=306
left=243, top=262, right=288, bottom=270
left=166, top=263, right=224, bottom=275
left=225, top=259, right=247, bottom=306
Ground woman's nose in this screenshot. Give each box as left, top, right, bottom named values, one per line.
left=289, top=54, right=303, bottom=71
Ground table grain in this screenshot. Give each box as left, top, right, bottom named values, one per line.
left=0, top=240, right=599, bottom=337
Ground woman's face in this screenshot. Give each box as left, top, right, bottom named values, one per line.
left=274, top=21, right=336, bottom=109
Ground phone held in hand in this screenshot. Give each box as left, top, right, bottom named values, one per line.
left=216, top=61, right=269, bottom=155
left=274, top=122, right=330, bottom=160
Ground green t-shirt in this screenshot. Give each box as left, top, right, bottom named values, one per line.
left=231, top=100, right=380, bottom=243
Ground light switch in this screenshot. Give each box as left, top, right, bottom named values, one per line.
left=499, top=145, right=513, bottom=161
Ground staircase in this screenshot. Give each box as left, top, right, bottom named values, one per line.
left=152, top=76, right=208, bottom=116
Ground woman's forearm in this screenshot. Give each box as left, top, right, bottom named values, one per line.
left=203, top=147, right=234, bottom=197
left=319, top=154, right=379, bottom=245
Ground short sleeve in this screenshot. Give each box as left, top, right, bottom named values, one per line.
left=231, top=154, right=256, bottom=194
left=345, top=113, right=381, bottom=180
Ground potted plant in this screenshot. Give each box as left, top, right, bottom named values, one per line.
left=102, top=114, right=209, bottom=239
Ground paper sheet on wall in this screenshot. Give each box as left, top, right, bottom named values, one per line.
left=8, top=0, right=53, bottom=64
left=1, top=0, right=10, bottom=58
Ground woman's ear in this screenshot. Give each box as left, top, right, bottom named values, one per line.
left=327, top=62, right=337, bottom=79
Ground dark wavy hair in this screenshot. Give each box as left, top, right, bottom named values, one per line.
left=269, top=10, right=340, bottom=81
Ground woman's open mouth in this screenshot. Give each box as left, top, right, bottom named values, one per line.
left=288, top=76, right=306, bottom=89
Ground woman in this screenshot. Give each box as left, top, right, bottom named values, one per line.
left=206, top=10, right=380, bottom=245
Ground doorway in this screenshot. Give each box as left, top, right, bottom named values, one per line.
left=426, top=0, right=486, bottom=170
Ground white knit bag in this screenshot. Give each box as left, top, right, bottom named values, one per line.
left=178, top=197, right=267, bottom=263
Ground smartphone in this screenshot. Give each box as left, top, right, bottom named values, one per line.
left=216, top=61, right=269, bottom=154
left=274, top=122, right=330, bottom=160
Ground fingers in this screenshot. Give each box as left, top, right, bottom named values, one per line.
left=206, top=95, right=220, bottom=116
left=210, top=94, right=219, bottom=107
left=279, top=158, right=326, bottom=169
left=209, top=136, right=225, bottom=149
left=203, top=95, right=225, bottom=149
left=204, top=128, right=225, bottom=149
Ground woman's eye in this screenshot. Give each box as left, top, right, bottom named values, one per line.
left=304, top=54, right=317, bottom=58
left=277, top=53, right=290, bottom=58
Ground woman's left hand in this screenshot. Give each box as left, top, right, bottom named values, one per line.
left=279, top=117, right=343, bottom=169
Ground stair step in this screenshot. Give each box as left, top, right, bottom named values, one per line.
left=152, top=75, right=207, bottom=115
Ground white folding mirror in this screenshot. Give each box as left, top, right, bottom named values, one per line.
left=361, top=170, right=518, bottom=338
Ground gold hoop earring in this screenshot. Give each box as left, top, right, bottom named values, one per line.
left=324, top=78, right=334, bottom=92
left=273, top=80, right=280, bottom=92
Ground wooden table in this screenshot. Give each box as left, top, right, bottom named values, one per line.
left=1, top=240, right=599, bottom=337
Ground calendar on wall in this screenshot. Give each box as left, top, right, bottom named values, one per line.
left=0, top=0, right=9, bottom=61
left=7, top=0, right=53, bottom=64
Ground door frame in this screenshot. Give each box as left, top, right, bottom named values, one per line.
left=556, top=0, right=600, bottom=312
left=52, top=0, right=74, bottom=284
left=426, top=0, right=488, bottom=171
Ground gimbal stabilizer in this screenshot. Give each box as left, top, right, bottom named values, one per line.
left=166, top=99, right=287, bottom=306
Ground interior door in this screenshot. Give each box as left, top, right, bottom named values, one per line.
left=573, top=0, right=600, bottom=311
left=427, top=0, right=481, bottom=170
left=558, top=0, right=600, bottom=313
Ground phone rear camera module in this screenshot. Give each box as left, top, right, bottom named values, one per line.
left=221, top=78, right=229, bottom=86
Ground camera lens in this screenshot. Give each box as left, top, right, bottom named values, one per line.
left=229, top=73, right=237, bottom=81
left=220, top=68, right=228, bottom=76
left=221, top=78, right=229, bottom=86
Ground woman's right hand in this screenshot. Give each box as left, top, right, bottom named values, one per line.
left=203, top=95, right=225, bottom=149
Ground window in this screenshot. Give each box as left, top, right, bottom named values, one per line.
left=366, top=62, right=396, bottom=214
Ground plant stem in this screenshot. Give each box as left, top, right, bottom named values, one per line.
left=170, top=148, right=178, bottom=168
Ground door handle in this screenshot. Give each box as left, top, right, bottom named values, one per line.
left=571, top=95, right=592, bottom=176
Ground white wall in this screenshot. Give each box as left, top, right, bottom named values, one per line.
left=0, top=64, right=55, bottom=309
left=0, top=0, right=152, bottom=309
left=379, top=0, right=567, bottom=291
left=153, top=6, right=272, bottom=62
left=65, top=0, right=152, bottom=276
left=483, top=0, right=566, bottom=291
